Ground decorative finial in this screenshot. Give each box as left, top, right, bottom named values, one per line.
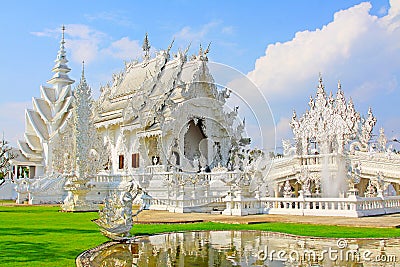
left=167, top=38, right=174, bottom=54
left=61, top=25, right=66, bottom=44
left=184, top=42, right=191, bottom=55
left=81, top=60, right=85, bottom=79
left=292, top=109, right=297, bottom=119
left=142, top=32, right=150, bottom=60
left=338, top=80, right=341, bottom=90
left=348, top=97, right=354, bottom=106
left=317, top=72, right=325, bottom=93
left=204, top=42, right=211, bottom=55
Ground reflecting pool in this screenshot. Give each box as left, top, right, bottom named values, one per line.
left=77, top=231, right=400, bottom=266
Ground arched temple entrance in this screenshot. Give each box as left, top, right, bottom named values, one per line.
left=184, top=120, right=207, bottom=162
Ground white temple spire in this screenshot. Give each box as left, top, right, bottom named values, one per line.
left=47, top=25, right=74, bottom=86
left=62, top=24, right=65, bottom=44
left=142, top=32, right=151, bottom=60
left=18, top=24, right=75, bottom=176
left=317, top=72, right=325, bottom=93
left=81, top=60, right=85, bottom=80
left=198, top=43, right=203, bottom=57
left=74, top=63, right=93, bottom=179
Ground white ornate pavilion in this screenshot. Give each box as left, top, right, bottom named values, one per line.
left=1, top=29, right=400, bottom=217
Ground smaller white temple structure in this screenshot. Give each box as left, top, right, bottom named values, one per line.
left=246, top=76, right=400, bottom=217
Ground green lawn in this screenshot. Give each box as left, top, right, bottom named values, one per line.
left=0, top=205, right=399, bottom=267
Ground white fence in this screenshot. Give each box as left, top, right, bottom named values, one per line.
left=256, top=195, right=400, bottom=217
left=142, top=195, right=225, bottom=213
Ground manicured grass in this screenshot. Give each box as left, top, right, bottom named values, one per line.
left=0, top=205, right=399, bottom=266
left=131, top=222, right=400, bottom=239
left=0, top=205, right=107, bottom=267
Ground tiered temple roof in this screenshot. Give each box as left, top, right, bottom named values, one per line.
left=94, top=40, right=219, bottom=132
left=18, top=26, right=75, bottom=173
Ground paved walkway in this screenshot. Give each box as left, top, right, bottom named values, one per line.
left=135, top=210, right=400, bottom=228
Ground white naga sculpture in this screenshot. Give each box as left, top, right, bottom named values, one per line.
left=93, top=182, right=142, bottom=240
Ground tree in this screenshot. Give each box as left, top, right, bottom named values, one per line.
left=0, top=137, right=17, bottom=180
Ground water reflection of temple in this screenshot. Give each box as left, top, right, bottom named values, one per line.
left=77, top=231, right=400, bottom=267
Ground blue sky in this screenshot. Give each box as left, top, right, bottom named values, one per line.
left=0, top=0, right=399, bottom=150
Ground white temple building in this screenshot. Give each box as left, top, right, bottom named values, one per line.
left=1, top=29, right=400, bottom=217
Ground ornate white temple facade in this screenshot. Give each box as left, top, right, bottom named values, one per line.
left=268, top=77, right=400, bottom=200
left=259, top=77, right=400, bottom=217
left=91, top=36, right=245, bottom=213
left=94, top=36, right=240, bottom=176
left=1, top=30, right=400, bottom=217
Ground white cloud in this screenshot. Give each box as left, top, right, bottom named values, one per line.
left=275, top=117, right=292, bottom=142
left=64, top=24, right=106, bottom=64
left=0, top=101, right=31, bottom=147
left=31, top=24, right=143, bottom=64
left=85, top=11, right=136, bottom=28
left=221, top=26, right=234, bottom=35
left=102, top=37, right=142, bottom=60
left=247, top=1, right=400, bottom=143
left=174, top=21, right=221, bottom=42
left=248, top=2, right=400, bottom=100
left=30, top=29, right=57, bottom=38
left=378, top=5, right=389, bottom=16
left=174, top=20, right=235, bottom=44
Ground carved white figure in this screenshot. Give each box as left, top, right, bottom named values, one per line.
left=94, top=182, right=142, bottom=240
left=283, top=181, right=293, bottom=198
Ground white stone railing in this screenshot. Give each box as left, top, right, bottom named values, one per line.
left=384, top=197, right=400, bottom=208
left=145, top=165, right=166, bottom=174
left=143, top=195, right=225, bottom=212
left=300, top=154, right=337, bottom=166
left=145, top=196, right=225, bottom=207
left=91, top=170, right=400, bottom=217
left=258, top=195, right=400, bottom=217
left=93, top=174, right=132, bottom=183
